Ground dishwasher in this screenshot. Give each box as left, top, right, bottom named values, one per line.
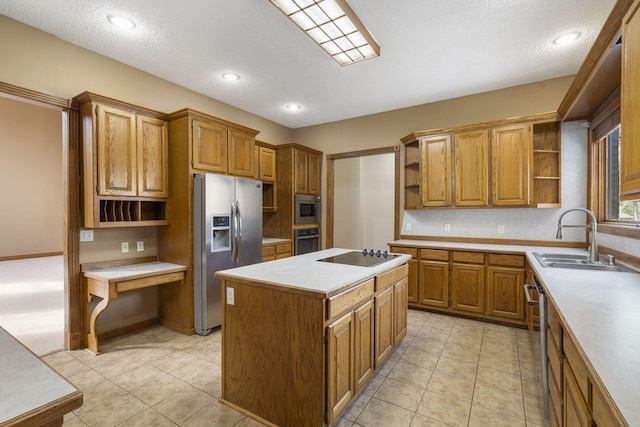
left=524, top=275, right=549, bottom=421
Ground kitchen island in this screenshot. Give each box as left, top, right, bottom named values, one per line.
left=214, top=248, right=411, bottom=427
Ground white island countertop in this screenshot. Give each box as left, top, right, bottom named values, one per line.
left=215, top=248, right=411, bottom=297
left=1, top=326, right=82, bottom=426
left=391, top=238, right=640, bottom=425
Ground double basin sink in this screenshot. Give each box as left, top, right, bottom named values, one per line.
left=533, top=252, right=633, bottom=272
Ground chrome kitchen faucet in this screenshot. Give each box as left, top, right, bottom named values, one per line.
left=556, top=208, right=599, bottom=263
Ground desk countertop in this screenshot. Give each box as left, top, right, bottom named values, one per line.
left=83, top=261, right=187, bottom=282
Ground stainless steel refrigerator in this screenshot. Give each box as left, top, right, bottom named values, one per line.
left=193, top=173, right=263, bottom=335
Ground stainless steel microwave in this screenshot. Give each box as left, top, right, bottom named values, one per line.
left=294, top=194, right=320, bottom=225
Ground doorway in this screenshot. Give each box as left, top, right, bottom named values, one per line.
left=0, top=87, right=70, bottom=355
left=326, top=146, right=401, bottom=251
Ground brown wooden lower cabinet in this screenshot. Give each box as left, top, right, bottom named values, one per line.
left=390, top=245, right=526, bottom=327
left=544, top=297, right=628, bottom=427
left=219, top=263, right=408, bottom=427
left=261, top=239, right=293, bottom=262
left=451, top=254, right=485, bottom=314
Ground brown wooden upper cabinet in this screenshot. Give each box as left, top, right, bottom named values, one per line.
left=258, top=146, right=276, bottom=183
left=402, top=113, right=558, bottom=209
left=421, top=134, right=452, bottom=207
left=294, top=147, right=322, bottom=195
left=192, top=117, right=257, bottom=178
left=454, top=130, right=489, bottom=207
left=490, top=123, right=531, bottom=206
left=74, top=92, right=170, bottom=227
left=621, top=0, right=640, bottom=200
left=94, top=105, right=169, bottom=198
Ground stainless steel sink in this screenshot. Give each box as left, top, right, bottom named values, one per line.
left=533, top=252, right=633, bottom=272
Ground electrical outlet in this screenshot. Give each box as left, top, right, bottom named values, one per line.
left=79, top=229, right=94, bottom=242
left=498, top=225, right=505, bottom=234
left=121, top=242, right=129, bottom=253
left=406, top=223, right=412, bottom=231
left=227, top=287, right=235, bottom=305
left=444, top=224, right=450, bottom=232
left=137, top=241, right=144, bottom=252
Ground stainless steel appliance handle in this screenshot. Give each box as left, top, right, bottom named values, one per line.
left=297, top=235, right=319, bottom=240
left=236, top=201, right=242, bottom=261
left=524, top=284, right=539, bottom=306
left=231, top=202, right=238, bottom=260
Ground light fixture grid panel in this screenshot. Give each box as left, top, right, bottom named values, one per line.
left=270, top=0, right=379, bottom=66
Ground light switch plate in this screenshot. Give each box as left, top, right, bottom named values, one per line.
left=137, top=241, right=144, bottom=251
left=121, top=242, right=129, bottom=253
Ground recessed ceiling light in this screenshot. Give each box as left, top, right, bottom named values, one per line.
left=553, top=31, right=581, bottom=45
left=107, top=14, right=136, bottom=30
left=286, top=104, right=302, bottom=111
left=222, top=73, right=241, bottom=81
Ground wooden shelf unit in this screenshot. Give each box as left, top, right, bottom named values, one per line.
left=532, top=121, right=561, bottom=208
left=97, top=198, right=167, bottom=226
left=404, top=139, right=421, bottom=209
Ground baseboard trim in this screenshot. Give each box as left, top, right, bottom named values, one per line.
left=0, top=252, right=63, bottom=262
left=97, top=318, right=158, bottom=342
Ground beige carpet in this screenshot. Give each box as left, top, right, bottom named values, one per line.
left=0, top=255, right=65, bottom=356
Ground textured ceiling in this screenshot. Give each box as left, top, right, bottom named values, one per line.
left=0, top=0, right=617, bottom=128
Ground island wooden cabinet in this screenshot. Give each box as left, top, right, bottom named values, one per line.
left=328, top=265, right=408, bottom=423
left=326, top=310, right=357, bottom=421
left=621, top=0, right=640, bottom=200
left=374, top=285, right=394, bottom=367
left=218, top=262, right=408, bottom=427
left=402, top=112, right=559, bottom=209
left=74, top=92, right=170, bottom=228
left=326, top=293, right=374, bottom=422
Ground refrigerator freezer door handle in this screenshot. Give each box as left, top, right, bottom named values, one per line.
left=231, top=201, right=238, bottom=261
left=236, top=201, right=243, bottom=261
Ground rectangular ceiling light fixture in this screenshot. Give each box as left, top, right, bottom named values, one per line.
left=269, top=0, right=380, bottom=66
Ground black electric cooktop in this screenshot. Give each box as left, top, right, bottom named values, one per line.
left=318, top=250, right=400, bottom=268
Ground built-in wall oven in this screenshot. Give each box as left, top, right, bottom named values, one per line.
left=294, top=228, right=319, bottom=255
left=294, top=194, right=320, bottom=225
left=524, top=275, right=549, bottom=421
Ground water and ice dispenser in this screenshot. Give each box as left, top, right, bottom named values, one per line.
left=211, top=215, right=231, bottom=252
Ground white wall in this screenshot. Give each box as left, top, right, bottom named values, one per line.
left=334, top=154, right=395, bottom=251
left=402, top=121, right=589, bottom=243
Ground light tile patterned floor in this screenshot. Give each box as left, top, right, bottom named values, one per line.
left=46, top=309, right=549, bottom=426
